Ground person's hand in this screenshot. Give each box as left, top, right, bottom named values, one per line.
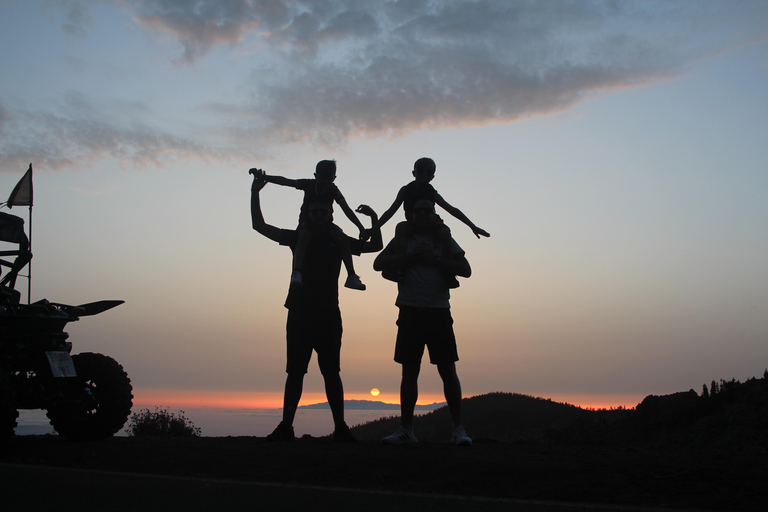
left=409, top=242, right=437, bottom=265
left=355, top=204, right=374, bottom=217
left=359, top=228, right=373, bottom=241
left=251, top=171, right=267, bottom=192
left=472, top=226, right=490, bottom=238
left=249, top=168, right=267, bottom=179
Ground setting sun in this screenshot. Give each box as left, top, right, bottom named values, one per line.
left=370, top=388, right=380, bottom=397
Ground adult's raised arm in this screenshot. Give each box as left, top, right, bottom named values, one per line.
left=355, top=204, right=383, bottom=253
left=250, top=175, right=283, bottom=243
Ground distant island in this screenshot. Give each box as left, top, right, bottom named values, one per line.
left=299, top=399, right=445, bottom=411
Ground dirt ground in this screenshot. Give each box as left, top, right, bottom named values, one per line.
left=2, top=434, right=764, bottom=511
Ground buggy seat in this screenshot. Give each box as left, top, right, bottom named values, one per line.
left=0, top=211, right=32, bottom=304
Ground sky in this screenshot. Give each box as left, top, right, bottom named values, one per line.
left=1, top=0, right=767, bottom=413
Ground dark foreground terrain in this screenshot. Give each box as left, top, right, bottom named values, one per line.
left=3, top=376, right=767, bottom=511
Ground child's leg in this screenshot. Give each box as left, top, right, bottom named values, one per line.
left=381, top=222, right=411, bottom=283
left=291, top=228, right=311, bottom=285
left=328, top=224, right=355, bottom=276
left=294, top=228, right=311, bottom=271
left=436, top=223, right=452, bottom=260
left=328, top=224, right=366, bottom=290
left=394, top=221, right=412, bottom=253
left=435, top=223, right=460, bottom=289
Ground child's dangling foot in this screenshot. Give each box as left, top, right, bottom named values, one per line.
left=344, top=274, right=366, bottom=291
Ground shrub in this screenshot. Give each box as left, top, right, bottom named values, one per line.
left=125, top=407, right=201, bottom=437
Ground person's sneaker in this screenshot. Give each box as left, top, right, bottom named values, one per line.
left=382, top=426, right=418, bottom=444
left=451, top=425, right=472, bottom=446
left=344, top=274, right=366, bottom=290
left=290, top=270, right=302, bottom=287
left=266, top=421, right=295, bottom=442
left=332, top=423, right=357, bottom=443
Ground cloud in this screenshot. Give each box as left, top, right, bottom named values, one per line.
left=59, top=0, right=94, bottom=39
left=124, top=0, right=768, bottom=142
left=0, top=93, right=221, bottom=171
left=129, top=0, right=291, bottom=64
left=3, top=0, right=767, bottom=170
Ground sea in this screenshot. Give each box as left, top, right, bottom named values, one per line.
left=13, top=403, right=439, bottom=438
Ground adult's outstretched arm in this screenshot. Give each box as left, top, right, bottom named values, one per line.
left=250, top=176, right=283, bottom=243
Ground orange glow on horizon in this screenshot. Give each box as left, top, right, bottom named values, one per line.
left=132, top=389, right=285, bottom=409
left=545, top=393, right=643, bottom=410
left=133, top=389, right=642, bottom=411
left=133, top=389, right=443, bottom=410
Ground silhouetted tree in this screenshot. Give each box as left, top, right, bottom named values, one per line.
left=701, top=384, right=709, bottom=399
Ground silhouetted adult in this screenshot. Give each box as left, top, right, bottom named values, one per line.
left=374, top=198, right=473, bottom=445
left=250, top=173, right=382, bottom=442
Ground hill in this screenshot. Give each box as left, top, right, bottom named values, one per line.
left=350, top=373, right=768, bottom=451
left=3, top=371, right=766, bottom=511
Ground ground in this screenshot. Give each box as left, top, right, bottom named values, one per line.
left=2, top=433, right=763, bottom=511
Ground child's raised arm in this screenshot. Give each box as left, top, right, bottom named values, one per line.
left=336, top=195, right=366, bottom=235
left=374, top=186, right=407, bottom=229
left=435, top=193, right=490, bottom=239
left=249, top=168, right=299, bottom=188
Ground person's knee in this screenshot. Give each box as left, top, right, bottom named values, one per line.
left=402, top=363, right=421, bottom=381
left=437, top=362, right=458, bottom=379
left=320, top=368, right=341, bottom=379
left=319, top=364, right=341, bottom=379
left=286, top=371, right=305, bottom=383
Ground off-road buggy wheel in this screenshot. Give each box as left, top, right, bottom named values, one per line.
left=46, top=352, right=133, bottom=441
left=0, top=370, right=19, bottom=437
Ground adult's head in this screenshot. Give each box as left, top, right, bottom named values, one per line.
left=306, top=200, right=332, bottom=229
left=412, top=157, right=436, bottom=183
left=411, top=199, right=436, bottom=230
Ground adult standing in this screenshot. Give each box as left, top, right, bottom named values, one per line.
left=374, top=198, right=473, bottom=445
left=250, top=172, right=382, bottom=441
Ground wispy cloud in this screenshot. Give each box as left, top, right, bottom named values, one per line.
left=2, top=0, right=766, bottom=170
left=0, top=93, right=220, bottom=171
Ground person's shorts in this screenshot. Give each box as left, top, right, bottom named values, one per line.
left=286, top=306, right=342, bottom=375
left=394, top=306, right=458, bottom=365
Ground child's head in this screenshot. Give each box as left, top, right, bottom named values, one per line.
left=315, top=160, right=337, bottom=185
left=412, top=157, right=436, bottom=183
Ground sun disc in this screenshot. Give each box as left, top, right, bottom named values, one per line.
left=370, top=388, right=380, bottom=397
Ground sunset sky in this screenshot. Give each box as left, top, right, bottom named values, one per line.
left=2, top=1, right=767, bottom=414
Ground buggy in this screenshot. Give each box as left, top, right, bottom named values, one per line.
left=1, top=211, right=133, bottom=440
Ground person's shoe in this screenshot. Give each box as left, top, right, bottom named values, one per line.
left=332, top=423, right=357, bottom=443
left=344, top=274, right=366, bottom=290
left=290, top=270, right=302, bottom=287
left=451, top=425, right=472, bottom=446
left=266, top=421, right=295, bottom=442
left=383, top=426, right=418, bottom=445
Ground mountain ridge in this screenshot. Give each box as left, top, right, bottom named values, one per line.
left=299, top=399, right=445, bottom=411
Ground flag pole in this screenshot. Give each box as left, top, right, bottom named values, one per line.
left=27, top=202, right=32, bottom=304
left=4, top=163, right=34, bottom=303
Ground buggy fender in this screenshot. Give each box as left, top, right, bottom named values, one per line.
left=49, top=300, right=125, bottom=317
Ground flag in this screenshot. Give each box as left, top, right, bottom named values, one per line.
left=7, top=164, right=33, bottom=208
